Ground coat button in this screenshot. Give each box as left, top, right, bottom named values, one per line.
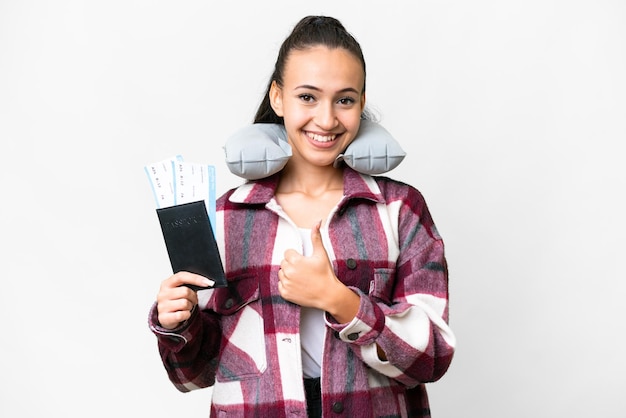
left=224, top=298, right=234, bottom=309
left=347, top=332, right=359, bottom=341
left=332, top=401, right=344, bottom=413
left=346, top=258, right=357, bottom=270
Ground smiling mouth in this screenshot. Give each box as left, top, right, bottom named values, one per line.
left=306, top=132, right=337, bottom=143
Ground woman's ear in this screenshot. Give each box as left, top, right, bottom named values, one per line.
left=269, top=81, right=284, bottom=117
left=360, top=92, right=366, bottom=114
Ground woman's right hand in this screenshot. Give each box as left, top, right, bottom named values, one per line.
left=156, top=271, right=214, bottom=330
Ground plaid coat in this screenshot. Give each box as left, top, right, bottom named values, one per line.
left=149, top=167, right=455, bottom=417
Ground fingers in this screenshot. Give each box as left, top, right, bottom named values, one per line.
left=157, top=271, right=211, bottom=330
left=276, top=266, right=291, bottom=301
left=162, top=271, right=214, bottom=290
left=282, top=248, right=301, bottom=265
left=157, top=296, right=197, bottom=329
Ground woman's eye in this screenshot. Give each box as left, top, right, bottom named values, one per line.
left=299, top=94, right=315, bottom=103
left=338, top=97, right=356, bottom=106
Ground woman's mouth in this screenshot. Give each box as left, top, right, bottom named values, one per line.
left=306, top=132, right=337, bottom=143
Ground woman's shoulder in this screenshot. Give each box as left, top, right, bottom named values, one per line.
left=371, top=174, right=425, bottom=201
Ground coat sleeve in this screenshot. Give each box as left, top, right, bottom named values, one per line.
left=148, top=301, right=222, bottom=392
left=325, top=187, right=456, bottom=387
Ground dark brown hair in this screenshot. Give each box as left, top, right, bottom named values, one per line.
left=253, top=16, right=367, bottom=124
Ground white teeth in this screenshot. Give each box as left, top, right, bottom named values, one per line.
left=307, top=132, right=337, bottom=143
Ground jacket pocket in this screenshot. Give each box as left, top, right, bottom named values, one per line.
left=212, top=273, right=266, bottom=381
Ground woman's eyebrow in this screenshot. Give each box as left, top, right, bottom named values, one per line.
left=294, top=84, right=360, bottom=94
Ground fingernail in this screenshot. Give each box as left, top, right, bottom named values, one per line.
left=203, top=278, right=215, bottom=287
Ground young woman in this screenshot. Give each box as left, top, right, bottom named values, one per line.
left=149, top=15, right=455, bottom=418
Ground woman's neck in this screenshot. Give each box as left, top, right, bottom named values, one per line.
left=275, top=161, right=345, bottom=227
left=277, top=161, right=344, bottom=197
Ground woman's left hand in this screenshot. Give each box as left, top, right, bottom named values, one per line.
left=278, top=221, right=360, bottom=323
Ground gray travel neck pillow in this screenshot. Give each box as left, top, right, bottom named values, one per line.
left=224, top=120, right=406, bottom=180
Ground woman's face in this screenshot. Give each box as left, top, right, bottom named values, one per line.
left=270, top=46, right=365, bottom=168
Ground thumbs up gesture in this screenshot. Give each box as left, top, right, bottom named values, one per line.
left=278, top=221, right=359, bottom=323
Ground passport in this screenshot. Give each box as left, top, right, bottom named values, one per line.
left=156, top=200, right=227, bottom=289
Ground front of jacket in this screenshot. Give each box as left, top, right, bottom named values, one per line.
left=149, top=167, right=456, bottom=417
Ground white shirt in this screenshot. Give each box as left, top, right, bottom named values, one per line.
left=298, top=228, right=325, bottom=379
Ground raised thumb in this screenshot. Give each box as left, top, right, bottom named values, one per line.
left=310, top=220, right=326, bottom=255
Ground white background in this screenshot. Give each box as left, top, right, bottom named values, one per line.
left=1, top=1, right=625, bottom=417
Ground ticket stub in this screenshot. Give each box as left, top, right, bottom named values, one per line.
left=144, top=155, right=217, bottom=234
left=173, top=160, right=217, bottom=233
left=144, top=155, right=182, bottom=209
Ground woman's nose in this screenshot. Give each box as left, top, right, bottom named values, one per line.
left=314, top=101, right=338, bottom=130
